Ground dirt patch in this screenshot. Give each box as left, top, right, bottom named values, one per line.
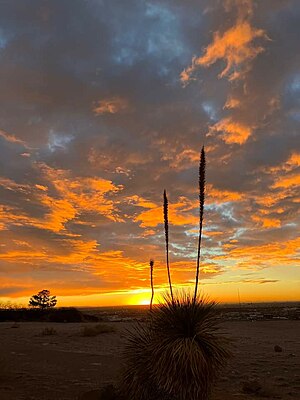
left=0, top=321, right=299, bottom=400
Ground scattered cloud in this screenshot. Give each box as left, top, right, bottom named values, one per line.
left=209, top=117, right=253, bottom=144
left=93, top=97, right=130, bottom=115
left=0, top=129, right=28, bottom=146
left=181, top=0, right=268, bottom=83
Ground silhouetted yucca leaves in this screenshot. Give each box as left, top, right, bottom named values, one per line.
left=121, top=293, right=230, bottom=400
left=149, top=293, right=229, bottom=400
left=121, top=322, right=172, bottom=400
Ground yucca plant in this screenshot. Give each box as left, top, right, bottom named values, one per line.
left=120, top=322, right=172, bottom=400
left=121, top=293, right=229, bottom=400
left=147, top=293, right=229, bottom=400
left=121, top=147, right=230, bottom=400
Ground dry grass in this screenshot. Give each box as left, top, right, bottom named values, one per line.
left=40, top=327, right=57, bottom=336
left=81, top=323, right=116, bottom=337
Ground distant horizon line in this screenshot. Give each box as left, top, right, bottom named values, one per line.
left=75, top=300, right=300, bottom=309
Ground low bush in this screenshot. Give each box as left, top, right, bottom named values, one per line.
left=39, top=327, right=57, bottom=336
left=47, top=307, right=84, bottom=323
left=0, top=307, right=96, bottom=323
left=81, top=323, right=116, bottom=337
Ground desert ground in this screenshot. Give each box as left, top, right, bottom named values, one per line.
left=0, top=320, right=299, bottom=400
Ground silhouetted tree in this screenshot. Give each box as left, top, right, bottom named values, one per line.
left=29, top=289, right=57, bottom=309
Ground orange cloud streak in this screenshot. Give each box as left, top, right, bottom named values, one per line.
left=181, top=0, right=268, bottom=83
left=0, top=165, right=122, bottom=233
left=93, top=97, right=129, bottom=115
left=223, top=237, right=300, bottom=267
left=210, top=117, right=253, bottom=144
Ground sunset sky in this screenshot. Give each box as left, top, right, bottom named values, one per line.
left=0, top=0, right=299, bottom=306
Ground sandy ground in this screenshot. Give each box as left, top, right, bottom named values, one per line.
left=0, top=320, right=299, bottom=400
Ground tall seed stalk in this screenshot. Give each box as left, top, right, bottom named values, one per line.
left=149, top=259, right=154, bottom=311
left=194, top=146, right=206, bottom=302
left=163, top=190, right=174, bottom=302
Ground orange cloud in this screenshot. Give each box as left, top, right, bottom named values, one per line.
left=93, top=96, right=129, bottom=115
left=0, top=236, right=99, bottom=266
left=224, top=96, right=241, bottom=109
left=133, top=186, right=244, bottom=230
left=288, top=152, right=300, bottom=168
left=223, top=237, right=300, bottom=267
left=0, top=238, right=151, bottom=296
left=181, top=1, right=268, bottom=83
left=0, top=129, right=27, bottom=146
left=272, top=173, right=300, bottom=189
left=258, top=152, right=300, bottom=193
left=210, top=117, right=252, bottom=144
left=252, top=214, right=281, bottom=229
left=133, top=196, right=198, bottom=228
left=0, top=165, right=122, bottom=233
left=255, top=192, right=287, bottom=208
left=267, top=152, right=300, bottom=174
left=0, top=203, right=41, bottom=231
left=168, top=149, right=200, bottom=170
left=127, top=195, right=157, bottom=209
left=207, top=184, right=244, bottom=203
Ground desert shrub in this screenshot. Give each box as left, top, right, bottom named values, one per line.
left=47, top=307, right=84, bottom=322
left=83, top=313, right=100, bottom=322
left=0, top=307, right=87, bottom=323
left=121, top=293, right=230, bottom=400
left=0, top=301, right=22, bottom=310
left=40, top=327, right=57, bottom=336
left=81, top=323, right=116, bottom=337
left=0, top=307, right=41, bottom=322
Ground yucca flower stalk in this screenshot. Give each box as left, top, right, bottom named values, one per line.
left=163, top=190, right=174, bottom=302
left=194, top=146, right=206, bottom=302
left=150, top=259, right=154, bottom=311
